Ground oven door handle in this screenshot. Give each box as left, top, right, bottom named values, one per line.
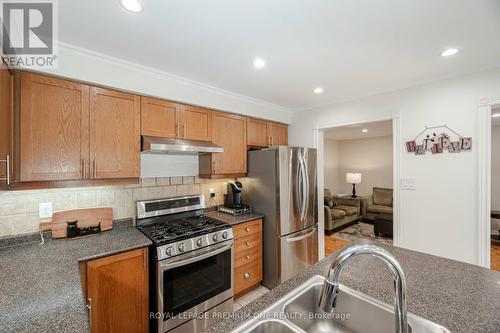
left=158, top=241, right=233, bottom=271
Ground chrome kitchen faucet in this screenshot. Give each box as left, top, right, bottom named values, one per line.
left=318, top=244, right=409, bottom=333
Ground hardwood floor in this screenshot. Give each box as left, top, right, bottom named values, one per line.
left=491, top=243, right=500, bottom=272
left=325, top=235, right=351, bottom=257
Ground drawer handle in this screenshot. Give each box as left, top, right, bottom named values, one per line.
left=245, top=241, right=250, bottom=246
left=246, top=255, right=250, bottom=260
left=245, top=227, right=250, bottom=232
left=244, top=272, right=251, bottom=279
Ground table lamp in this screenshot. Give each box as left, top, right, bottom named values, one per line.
left=346, top=172, right=362, bottom=198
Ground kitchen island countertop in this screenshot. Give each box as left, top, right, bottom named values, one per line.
left=205, top=240, right=500, bottom=333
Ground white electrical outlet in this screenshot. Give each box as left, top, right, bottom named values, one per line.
left=208, top=188, right=215, bottom=197
left=39, top=202, right=53, bottom=218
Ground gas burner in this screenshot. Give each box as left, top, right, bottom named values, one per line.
left=136, top=195, right=233, bottom=259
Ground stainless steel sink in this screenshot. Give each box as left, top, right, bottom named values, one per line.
left=245, top=320, right=298, bottom=333
left=232, top=275, right=450, bottom=333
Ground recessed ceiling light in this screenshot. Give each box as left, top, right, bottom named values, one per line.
left=120, top=0, right=143, bottom=13
left=313, top=87, right=324, bottom=94
left=492, top=113, right=500, bottom=118
left=253, top=58, right=266, bottom=69
left=440, top=48, right=458, bottom=57
left=362, top=129, right=368, bottom=133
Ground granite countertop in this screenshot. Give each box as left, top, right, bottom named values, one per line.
left=0, top=222, right=152, bottom=333
left=205, top=211, right=264, bottom=226
left=205, top=241, right=500, bottom=333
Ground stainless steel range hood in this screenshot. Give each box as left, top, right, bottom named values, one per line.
left=141, top=136, right=224, bottom=155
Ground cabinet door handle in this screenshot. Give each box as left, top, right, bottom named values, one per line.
left=0, top=155, right=10, bottom=186
left=86, top=298, right=92, bottom=331
left=81, top=159, right=85, bottom=179
left=244, top=272, right=251, bottom=279
left=245, top=227, right=250, bottom=232
left=246, top=255, right=250, bottom=260
left=93, top=159, right=97, bottom=179
left=245, top=241, right=250, bottom=246
left=175, top=123, right=179, bottom=137
left=271, top=136, right=274, bottom=146
left=183, top=124, right=187, bottom=138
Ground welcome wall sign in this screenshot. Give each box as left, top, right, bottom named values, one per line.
left=405, top=125, right=472, bottom=155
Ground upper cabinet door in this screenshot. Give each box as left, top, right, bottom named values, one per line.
left=212, top=112, right=247, bottom=175
left=140, top=97, right=179, bottom=138
left=179, top=105, right=212, bottom=141
left=20, top=72, right=90, bottom=181
left=268, top=122, right=288, bottom=146
left=90, top=87, right=140, bottom=179
left=246, top=118, right=269, bottom=147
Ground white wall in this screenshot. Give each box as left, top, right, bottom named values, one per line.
left=290, top=67, right=500, bottom=265
left=323, top=139, right=340, bottom=194
left=492, top=124, right=500, bottom=236
left=38, top=43, right=292, bottom=124
left=325, top=136, right=393, bottom=196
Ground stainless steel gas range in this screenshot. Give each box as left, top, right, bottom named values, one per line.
left=136, top=195, right=234, bottom=333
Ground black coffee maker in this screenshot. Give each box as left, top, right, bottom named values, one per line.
left=225, top=180, right=243, bottom=208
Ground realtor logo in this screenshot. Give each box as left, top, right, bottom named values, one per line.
left=1, top=0, right=58, bottom=68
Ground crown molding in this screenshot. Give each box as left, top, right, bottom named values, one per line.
left=55, top=41, right=293, bottom=115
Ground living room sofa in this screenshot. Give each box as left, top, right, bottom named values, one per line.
left=364, top=187, right=393, bottom=221
left=324, top=189, right=361, bottom=234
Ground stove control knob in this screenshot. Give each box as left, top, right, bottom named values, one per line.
left=196, top=238, right=203, bottom=247
left=178, top=243, right=185, bottom=252
left=222, top=231, right=229, bottom=239
left=165, top=246, right=173, bottom=257
left=212, top=234, right=219, bottom=242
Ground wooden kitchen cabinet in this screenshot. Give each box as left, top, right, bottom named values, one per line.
left=246, top=117, right=269, bottom=147
left=0, top=63, right=13, bottom=189
left=267, top=121, right=288, bottom=146
left=85, top=248, right=149, bottom=333
left=90, top=87, right=141, bottom=179
left=140, top=96, right=179, bottom=138
left=19, top=72, right=90, bottom=181
left=233, top=219, right=263, bottom=297
left=140, top=99, right=211, bottom=141
left=246, top=118, right=288, bottom=148
left=180, top=105, right=212, bottom=141
left=199, top=111, right=246, bottom=178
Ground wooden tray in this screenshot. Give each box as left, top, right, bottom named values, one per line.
left=39, top=208, right=113, bottom=238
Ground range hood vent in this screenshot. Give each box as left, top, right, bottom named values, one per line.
left=141, top=136, right=224, bottom=155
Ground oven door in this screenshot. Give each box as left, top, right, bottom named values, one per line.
left=157, top=240, right=233, bottom=333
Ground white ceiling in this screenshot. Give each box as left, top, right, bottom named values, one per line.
left=324, top=120, right=392, bottom=140
left=59, top=0, right=500, bottom=111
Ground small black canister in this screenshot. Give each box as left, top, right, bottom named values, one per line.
left=66, top=219, right=78, bottom=238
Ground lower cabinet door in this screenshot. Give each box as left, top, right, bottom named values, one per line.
left=86, top=248, right=148, bottom=333
left=234, top=260, right=262, bottom=295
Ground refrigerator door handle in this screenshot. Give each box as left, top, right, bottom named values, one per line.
left=303, top=152, right=310, bottom=220
left=285, top=226, right=317, bottom=242
left=299, top=153, right=308, bottom=221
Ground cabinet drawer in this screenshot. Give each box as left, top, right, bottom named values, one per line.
left=233, top=219, right=262, bottom=239
left=234, top=233, right=261, bottom=254
left=235, top=246, right=261, bottom=268
left=234, top=260, right=262, bottom=295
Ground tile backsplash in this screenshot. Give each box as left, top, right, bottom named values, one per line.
left=0, top=177, right=231, bottom=237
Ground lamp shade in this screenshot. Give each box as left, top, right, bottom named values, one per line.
left=346, top=172, right=362, bottom=184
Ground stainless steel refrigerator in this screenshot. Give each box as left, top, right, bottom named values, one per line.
left=243, top=147, right=318, bottom=289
